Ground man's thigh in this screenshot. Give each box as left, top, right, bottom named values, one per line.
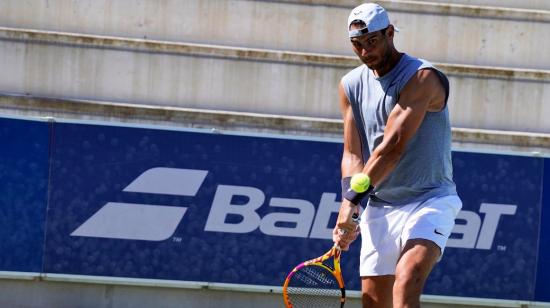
left=361, top=275, right=394, bottom=308
left=361, top=238, right=440, bottom=308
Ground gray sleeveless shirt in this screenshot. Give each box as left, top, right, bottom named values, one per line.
left=341, top=54, right=457, bottom=206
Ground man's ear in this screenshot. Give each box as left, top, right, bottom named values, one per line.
left=387, top=25, right=395, bottom=38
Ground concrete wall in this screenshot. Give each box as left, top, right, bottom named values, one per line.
left=1, top=28, right=548, bottom=133
left=1, top=0, right=548, bottom=133
left=0, top=0, right=548, bottom=70
left=4, top=277, right=541, bottom=308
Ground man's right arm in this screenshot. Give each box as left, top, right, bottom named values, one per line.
left=339, top=82, right=364, bottom=177
left=334, top=82, right=364, bottom=249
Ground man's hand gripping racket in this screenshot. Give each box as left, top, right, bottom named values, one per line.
left=282, top=212, right=360, bottom=308
left=333, top=201, right=361, bottom=251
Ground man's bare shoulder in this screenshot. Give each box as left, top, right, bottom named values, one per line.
left=342, top=65, right=368, bottom=85
left=401, top=68, right=446, bottom=111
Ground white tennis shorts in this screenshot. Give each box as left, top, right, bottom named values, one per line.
left=359, top=194, right=462, bottom=276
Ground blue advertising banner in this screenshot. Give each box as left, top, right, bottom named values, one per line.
left=0, top=117, right=50, bottom=272
left=1, top=114, right=549, bottom=301
left=41, top=120, right=547, bottom=301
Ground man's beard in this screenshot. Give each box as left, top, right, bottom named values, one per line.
left=366, top=47, right=392, bottom=72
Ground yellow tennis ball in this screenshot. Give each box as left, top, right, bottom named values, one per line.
left=350, top=173, right=370, bottom=193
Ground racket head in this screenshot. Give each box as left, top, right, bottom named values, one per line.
left=283, top=247, right=345, bottom=308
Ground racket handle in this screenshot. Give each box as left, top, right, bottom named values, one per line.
left=352, top=212, right=360, bottom=223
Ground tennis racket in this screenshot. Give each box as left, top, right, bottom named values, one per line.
left=282, top=245, right=346, bottom=308
left=283, top=212, right=360, bottom=307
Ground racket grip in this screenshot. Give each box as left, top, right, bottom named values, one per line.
left=352, top=212, right=360, bottom=224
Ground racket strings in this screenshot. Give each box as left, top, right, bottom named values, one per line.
left=286, top=265, right=342, bottom=308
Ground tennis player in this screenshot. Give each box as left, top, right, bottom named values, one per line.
left=333, top=3, right=462, bottom=307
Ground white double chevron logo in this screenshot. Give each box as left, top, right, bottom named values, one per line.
left=71, top=168, right=208, bottom=241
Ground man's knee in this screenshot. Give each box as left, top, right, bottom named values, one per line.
left=393, top=262, right=427, bottom=308
left=361, top=275, right=394, bottom=308
left=394, top=261, right=427, bottom=290
left=362, top=292, right=387, bottom=308
left=393, top=239, right=440, bottom=306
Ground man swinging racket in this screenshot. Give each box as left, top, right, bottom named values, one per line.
left=333, top=3, right=462, bottom=308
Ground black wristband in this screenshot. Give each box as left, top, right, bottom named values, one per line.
left=341, top=176, right=373, bottom=206
left=341, top=176, right=352, bottom=196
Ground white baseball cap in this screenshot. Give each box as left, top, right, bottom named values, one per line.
left=347, top=3, right=397, bottom=38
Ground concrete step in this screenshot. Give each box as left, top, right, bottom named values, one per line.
left=0, top=27, right=549, bottom=134
left=0, top=0, right=548, bottom=70
left=402, top=0, right=550, bottom=11
left=2, top=94, right=549, bottom=156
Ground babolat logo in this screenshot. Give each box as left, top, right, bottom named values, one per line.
left=72, top=168, right=517, bottom=250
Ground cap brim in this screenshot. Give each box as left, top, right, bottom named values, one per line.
left=349, top=27, right=370, bottom=38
